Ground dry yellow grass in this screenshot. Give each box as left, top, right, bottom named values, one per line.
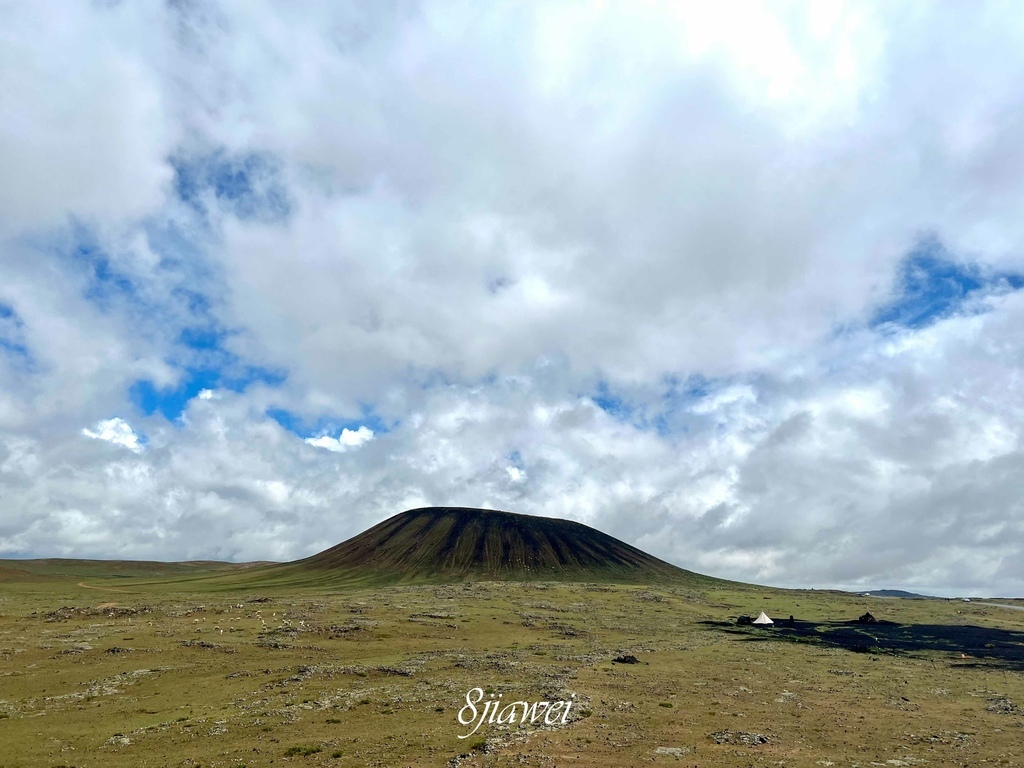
left=1, top=571, right=1023, bottom=766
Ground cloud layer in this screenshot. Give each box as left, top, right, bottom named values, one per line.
left=3, top=1, right=1024, bottom=595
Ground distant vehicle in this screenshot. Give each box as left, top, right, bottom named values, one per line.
left=963, top=598, right=971, bottom=602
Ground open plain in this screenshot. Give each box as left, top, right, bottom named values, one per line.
left=2, top=561, right=1024, bottom=767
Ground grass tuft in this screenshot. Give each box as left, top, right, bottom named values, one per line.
left=283, top=745, right=323, bottom=757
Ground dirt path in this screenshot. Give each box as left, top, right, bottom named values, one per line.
left=77, top=581, right=132, bottom=593
left=985, top=602, right=1024, bottom=612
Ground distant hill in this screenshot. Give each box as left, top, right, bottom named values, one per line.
left=260, top=507, right=711, bottom=587
left=857, top=589, right=934, bottom=599
left=0, top=558, right=270, bottom=580
left=0, top=563, right=34, bottom=582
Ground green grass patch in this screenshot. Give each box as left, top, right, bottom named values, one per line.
left=284, top=744, right=323, bottom=757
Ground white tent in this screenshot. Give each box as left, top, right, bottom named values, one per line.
left=752, top=611, right=774, bottom=626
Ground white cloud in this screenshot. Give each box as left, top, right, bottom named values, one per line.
left=82, top=418, right=144, bottom=454
left=172, top=0, right=1024, bottom=419
left=4, top=2, right=1024, bottom=596
left=0, top=2, right=175, bottom=235
left=305, top=426, right=374, bottom=453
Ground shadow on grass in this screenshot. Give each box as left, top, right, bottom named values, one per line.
left=699, top=618, right=1024, bottom=670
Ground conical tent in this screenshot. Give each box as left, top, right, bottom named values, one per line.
left=752, top=611, right=773, bottom=625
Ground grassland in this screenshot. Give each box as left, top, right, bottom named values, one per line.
left=1, top=561, right=1024, bottom=767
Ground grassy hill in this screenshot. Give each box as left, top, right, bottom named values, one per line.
left=229, top=506, right=713, bottom=589
left=859, top=589, right=935, bottom=599
left=0, top=558, right=269, bottom=579
left=1, top=508, right=720, bottom=592
left=0, top=558, right=271, bottom=587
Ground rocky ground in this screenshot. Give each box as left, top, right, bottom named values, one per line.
left=1, top=579, right=1023, bottom=766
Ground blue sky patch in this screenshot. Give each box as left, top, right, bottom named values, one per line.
left=131, top=326, right=286, bottom=421
left=589, top=374, right=742, bottom=439
left=267, top=406, right=389, bottom=439
left=68, top=229, right=141, bottom=313
left=131, top=364, right=285, bottom=422
left=871, top=240, right=1024, bottom=330
left=59, top=223, right=217, bottom=339
left=50, top=218, right=292, bottom=424
left=172, top=149, right=291, bottom=223
left=0, top=303, right=31, bottom=364
left=592, top=381, right=634, bottom=422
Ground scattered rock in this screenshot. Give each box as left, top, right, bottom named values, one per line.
left=59, top=642, right=93, bottom=654
left=986, top=697, right=1020, bottom=715
left=636, top=592, right=667, bottom=603
left=654, top=745, right=692, bottom=757
left=256, top=640, right=290, bottom=650
left=99, top=605, right=151, bottom=618
left=376, top=665, right=414, bottom=677
left=45, top=606, right=80, bottom=622
left=711, top=730, right=769, bottom=745
left=612, top=654, right=639, bottom=664
left=181, top=640, right=217, bottom=649
left=326, top=623, right=365, bottom=637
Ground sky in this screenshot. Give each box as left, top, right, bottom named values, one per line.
left=3, top=1, right=1024, bottom=597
